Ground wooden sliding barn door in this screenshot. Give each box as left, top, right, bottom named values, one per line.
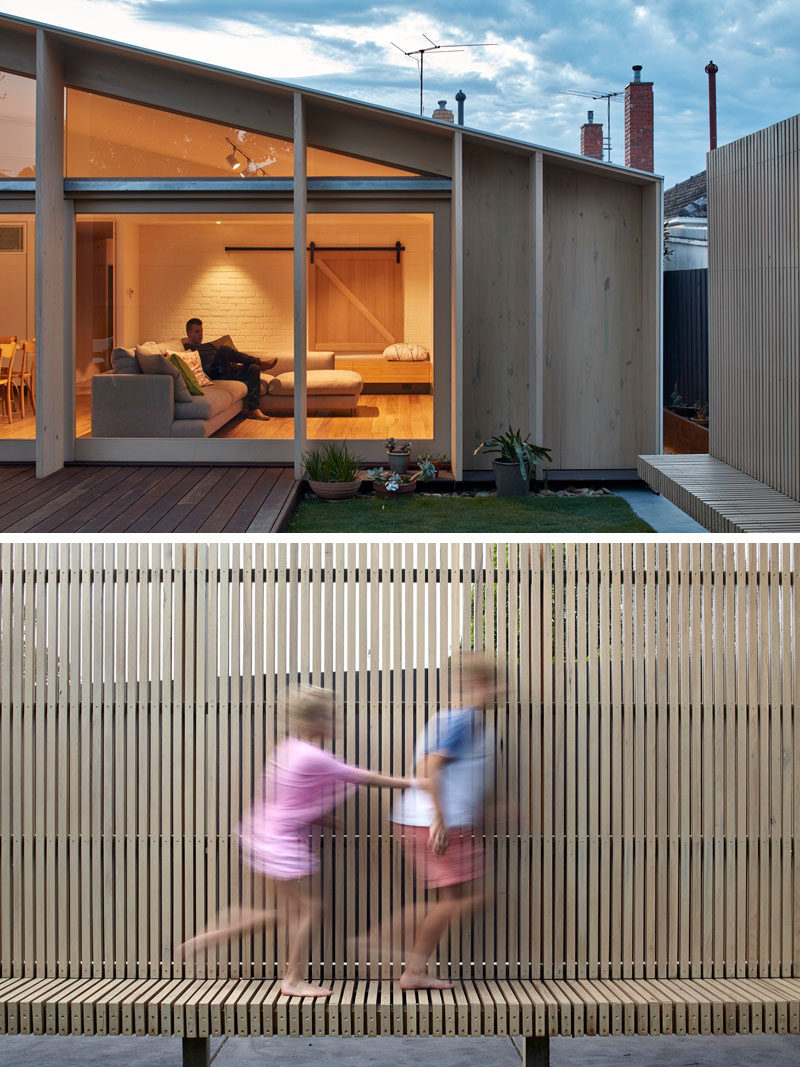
left=309, top=249, right=403, bottom=352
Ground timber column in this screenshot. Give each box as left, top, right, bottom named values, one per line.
left=35, top=29, right=68, bottom=476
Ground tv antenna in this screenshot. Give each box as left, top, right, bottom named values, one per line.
left=558, top=88, right=623, bottom=162
left=392, top=34, right=497, bottom=116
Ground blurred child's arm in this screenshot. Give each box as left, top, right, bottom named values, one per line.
left=416, top=753, right=449, bottom=855
left=352, top=769, right=412, bottom=790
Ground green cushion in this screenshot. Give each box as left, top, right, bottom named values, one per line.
left=167, top=352, right=203, bottom=396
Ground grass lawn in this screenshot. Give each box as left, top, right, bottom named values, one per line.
left=288, top=492, right=654, bottom=533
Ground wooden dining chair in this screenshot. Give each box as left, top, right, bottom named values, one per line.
left=17, top=338, right=35, bottom=416
left=0, top=335, right=17, bottom=345
left=0, top=341, right=22, bottom=422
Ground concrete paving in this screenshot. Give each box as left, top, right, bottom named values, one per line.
left=614, top=486, right=707, bottom=532
left=2, top=1032, right=799, bottom=1065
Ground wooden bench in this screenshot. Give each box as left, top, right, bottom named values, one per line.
left=2, top=975, right=799, bottom=1064
left=1, top=541, right=798, bottom=1066
left=334, top=353, right=432, bottom=392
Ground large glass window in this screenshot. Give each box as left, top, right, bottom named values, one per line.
left=0, top=214, right=35, bottom=441
left=77, top=211, right=434, bottom=445
left=66, top=90, right=419, bottom=178
left=0, top=72, right=35, bottom=177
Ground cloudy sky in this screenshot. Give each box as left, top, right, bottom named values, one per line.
left=3, top=0, right=799, bottom=188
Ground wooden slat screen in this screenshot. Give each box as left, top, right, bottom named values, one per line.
left=0, top=542, right=797, bottom=982
left=708, top=114, right=800, bottom=499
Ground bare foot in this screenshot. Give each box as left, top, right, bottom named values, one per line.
left=399, top=972, right=454, bottom=990
left=280, top=980, right=333, bottom=998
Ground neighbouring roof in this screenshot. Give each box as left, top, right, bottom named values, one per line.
left=664, top=171, right=707, bottom=218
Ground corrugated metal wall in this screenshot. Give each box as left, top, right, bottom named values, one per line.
left=664, top=269, right=708, bottom=407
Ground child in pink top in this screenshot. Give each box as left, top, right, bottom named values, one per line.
left=180, top=685, right=410, bottom=997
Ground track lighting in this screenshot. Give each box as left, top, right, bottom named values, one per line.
left=224, top=135, right=270, bottom=177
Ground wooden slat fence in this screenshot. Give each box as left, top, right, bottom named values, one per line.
left=0, top=542, right=797, bottom=985
left=708, top=113, right=800, bottom=500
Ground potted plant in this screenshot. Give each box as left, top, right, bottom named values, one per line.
left=473, top=427, right=552, bottom=497
left=417, top=451, right=449, bottom=473
left=691, top=401, right=709, bottom=426
left=304, top=442, right=363, bottom=500
left=669, top=384, right=696, bottom=420
left=384, top=437, right=411, bottom=475
left=367, top=459, right=436, bottom=496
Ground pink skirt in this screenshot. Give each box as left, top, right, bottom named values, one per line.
left=240, top=822, right=316, bottom=881
left=397, top=825, right=484, bottom=888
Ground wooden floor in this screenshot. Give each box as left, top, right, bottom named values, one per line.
left=0, top=464, right=300, bottom=533
left=0, top=388, right=434, bottom=441
left=639, top=453, right=800, bottom=532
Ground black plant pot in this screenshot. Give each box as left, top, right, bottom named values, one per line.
left=493, top=459, right=531, bottom=497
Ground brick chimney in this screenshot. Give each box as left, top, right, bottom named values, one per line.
left=580, top=110, right=604, bottom=160
left=431, top=99, right=454, bottom=123
left=624, top=65, right=654, bottom=171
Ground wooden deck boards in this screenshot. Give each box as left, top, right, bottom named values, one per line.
left=0, top=464, right=299, bottom=533
left=2, top=976, right=798, bottom=1038
left=639, top=454, right=800, bottom=532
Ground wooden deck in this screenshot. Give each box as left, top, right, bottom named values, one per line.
left=0, top=464, right=300, bottom=533
left=639, top=453, right=800, bottom=532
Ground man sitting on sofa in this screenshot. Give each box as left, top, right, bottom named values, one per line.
left=183, top=317, right=277, bottom=421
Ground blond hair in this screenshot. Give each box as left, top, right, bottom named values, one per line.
left=287, top=684, right=335, bottom=734
left=457, top=652, right=496, bottom=686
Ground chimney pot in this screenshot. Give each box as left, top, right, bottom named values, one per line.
left=588, top=110, right=594, bottom=123
left=624, top=66, right=654, bottom=171
left=431, top=100, right=455, bottom=123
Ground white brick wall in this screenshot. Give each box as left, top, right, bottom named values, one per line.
left=126, top=213, right=433, bottom=355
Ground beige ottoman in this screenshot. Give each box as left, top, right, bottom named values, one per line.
left=260, top=368, right=364, bottom=415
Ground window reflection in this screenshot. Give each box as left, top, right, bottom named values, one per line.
left=0, top=72, right=35, bottom=177
left=65, top=90, right=417, bottom=178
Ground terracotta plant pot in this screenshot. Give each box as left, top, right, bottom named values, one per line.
left=492, top=459, right=531, bottom=497
left=373, top=479, right=416, bottom=496
left=386, top=451, right=410, bottom=475
left=307, top=479, right=362, bottom=501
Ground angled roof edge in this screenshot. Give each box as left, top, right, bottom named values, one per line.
left=0, top=12, right=662, bottom=186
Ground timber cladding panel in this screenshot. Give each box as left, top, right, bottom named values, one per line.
left=543, top=163, right=651, bottom=469
left=1, top=542, right=798, bottom=983
left=462, top=144, right=532, bottom=468
left=708, top=114, right=800, bottom=501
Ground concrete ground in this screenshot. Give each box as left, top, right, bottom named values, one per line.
left=2, top=1032, right=799, bottom=1065
left=613, top=486, right=706, bottom=532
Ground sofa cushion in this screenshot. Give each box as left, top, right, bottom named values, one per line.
left=174, top=349, right=212, bottom=387
left=160, top=338, right=186, bottom=354
left=173, top=382, right=242, bottom=420
left=210, top=378, right=248, bottom=403
left=268, top=369, right=363, bottom=397
left=383, top=342, right=429, bottom=361
left=167, top=352, right=203, bottom=396
left=136, top=340, right=168, bottom=357
left=111, top=346, right=141, bottom=374
left=136, top=347, right=192, bottom=404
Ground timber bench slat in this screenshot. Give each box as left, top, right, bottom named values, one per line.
left=4, top=977, right=799, bottom=1038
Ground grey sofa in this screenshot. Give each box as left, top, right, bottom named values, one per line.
left=91, top=346, right=363, bottom=436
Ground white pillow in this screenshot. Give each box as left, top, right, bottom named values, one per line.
left=135, top=340, right=167, bottom=357
left=170, top=348, right=212, bottom=387
left=383, top=342, right=429, bottom=362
